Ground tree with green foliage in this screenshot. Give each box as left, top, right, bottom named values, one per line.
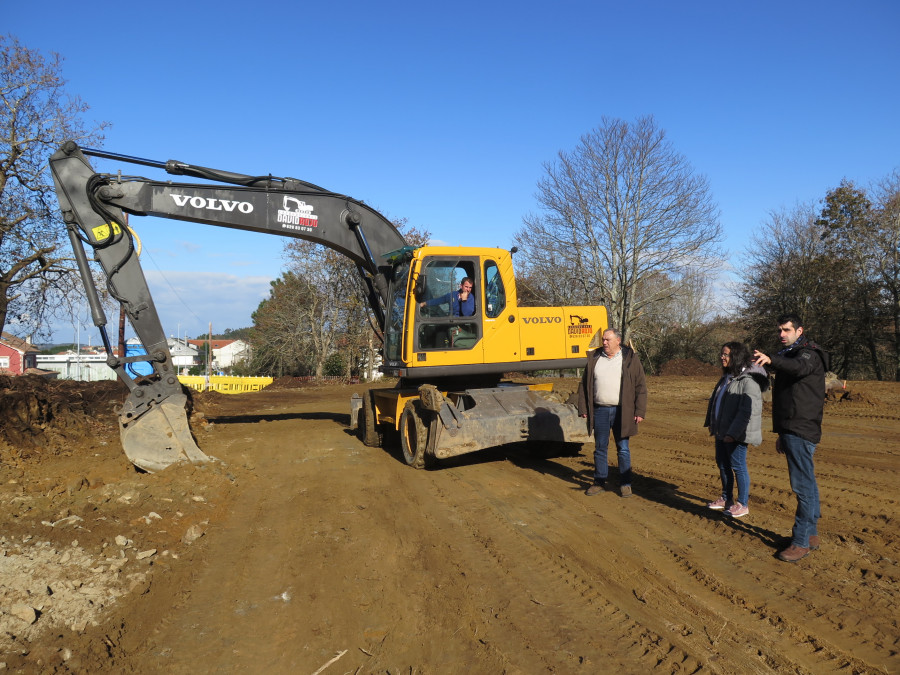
left=212, top=327, right=252, bottom=341
left=249, top=272, right=318, bottom=377
left=816, top=180, right=883, bottom=378
left=740, top=203, right=855, bottom=374
left=739, top=170, right=900, bottom=380
left=871, top=171, right=900, bottom=380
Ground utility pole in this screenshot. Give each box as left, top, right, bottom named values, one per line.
left=204, top=322, right=212, bottom=390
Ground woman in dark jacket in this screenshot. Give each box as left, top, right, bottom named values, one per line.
left=704, top=341, right=769, bottom=518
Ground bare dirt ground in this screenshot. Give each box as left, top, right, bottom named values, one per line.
left=0, top=373, right=898, bottom=674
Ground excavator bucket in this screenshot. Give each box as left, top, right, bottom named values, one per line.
left=119, top=392, right=210, bottom=473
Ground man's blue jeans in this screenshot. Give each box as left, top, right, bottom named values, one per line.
left=592, top=405, right=631, bottom=485
left=780, top=433, right=820, bottom=547
left=714, top=439, right=750, bottom=506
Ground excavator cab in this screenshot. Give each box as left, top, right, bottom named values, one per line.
left=382, top=246, right=528, bottom=379
left=383, top=249, right=490, bottom=373
left=384, top=251, right=483, bottom=362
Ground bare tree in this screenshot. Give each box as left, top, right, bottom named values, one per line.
left=281, top=242, right=354, bottom=377
left=739, top=203, right=861, bottom=375
left=515, top=116, right=723, bottom=340
left=633, top=268, right=724, bottom=371
left=0, top=35, right=108, bottom=337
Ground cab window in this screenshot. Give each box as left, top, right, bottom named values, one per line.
left=484, top=260, right=506, bottom=318
left=415, top=258, right=479, bottom=350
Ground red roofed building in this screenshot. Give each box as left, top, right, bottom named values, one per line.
left=0, top=332, right=40, bottom=375
left=188, top=338, right=236, bottom=352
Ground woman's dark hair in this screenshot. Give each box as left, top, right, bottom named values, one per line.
left=721, top=341, right=751, bottom=377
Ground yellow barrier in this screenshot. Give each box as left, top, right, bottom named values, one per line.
left=178, top=375, right=274, bottom=394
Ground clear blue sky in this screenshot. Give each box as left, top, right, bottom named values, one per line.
left=7, top=0, right=899, bottom=342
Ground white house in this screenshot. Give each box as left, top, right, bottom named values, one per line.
left=187, top=338, right=250, bottom=373
left=168, top=337, right=200, bottom=373
left=214, top=340, right=250, bottom=369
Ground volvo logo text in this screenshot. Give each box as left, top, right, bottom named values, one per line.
left=169, top=194, right=253, bottom=213
left=522, top=316, right=562, bottom=324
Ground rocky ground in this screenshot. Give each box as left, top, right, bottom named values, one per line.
left=0, top=373, right=898, bottom=674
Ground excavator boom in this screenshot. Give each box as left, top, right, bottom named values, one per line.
left=49, top=142, right=406, bottom=471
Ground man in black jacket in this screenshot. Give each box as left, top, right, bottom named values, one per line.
left=754, top=313, right=831, bottom=563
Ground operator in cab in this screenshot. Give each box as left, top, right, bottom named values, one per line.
left=419, top=277, right=475, bottom=316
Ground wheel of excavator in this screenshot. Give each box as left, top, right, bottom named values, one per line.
left=358, top=391, right=383, bottom=448
left=400, top=400, right=429, bottom=469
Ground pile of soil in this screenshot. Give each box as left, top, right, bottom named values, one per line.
left=187, top=388, right=228, bottom=414
left=0, top=375, right=127, bottom=463
left=826, top=388, right=880, bottom=405
left=658, top=358, right=720, bottom=376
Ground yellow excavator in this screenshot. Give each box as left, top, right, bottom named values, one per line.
left=49, top=142, right=607, bottom=471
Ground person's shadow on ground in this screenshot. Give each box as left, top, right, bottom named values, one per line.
left=507, top=448, right=785, bottom=550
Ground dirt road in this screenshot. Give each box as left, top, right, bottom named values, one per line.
left=1, top=376, right=898, bottom=673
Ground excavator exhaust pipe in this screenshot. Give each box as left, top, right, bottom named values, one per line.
left=119, top=391, right=210, bottom=473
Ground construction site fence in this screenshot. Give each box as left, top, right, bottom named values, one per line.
left=178, top=375, right=274, bottom=394
left=178, top=374, right=360, bottom=394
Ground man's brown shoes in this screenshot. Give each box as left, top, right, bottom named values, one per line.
left=777, top=544, right=811, bottom=562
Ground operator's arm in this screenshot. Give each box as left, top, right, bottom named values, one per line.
left=458, top=293, right=475, bottom=316
left=421, top=291, right=453, bottom=308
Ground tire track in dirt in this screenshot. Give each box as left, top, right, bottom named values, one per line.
left=596, top=479, right=880, bottom=674
left=634, top=400, right=900, bottom=673
left=122, top=400, right=522, bottom=674
left=124, top=446, right=314, bottom=671
left=65, top=380, right=899, bottom=674
left=440, top=457, right=795, bottom=672
left=429, top=461, right=708, bottom=673
left=648, top=450, right=899, bottom=554
left=641, top=408, right=900, bottom=558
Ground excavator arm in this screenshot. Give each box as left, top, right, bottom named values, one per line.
left=49, top=142, right=407, bottom=471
